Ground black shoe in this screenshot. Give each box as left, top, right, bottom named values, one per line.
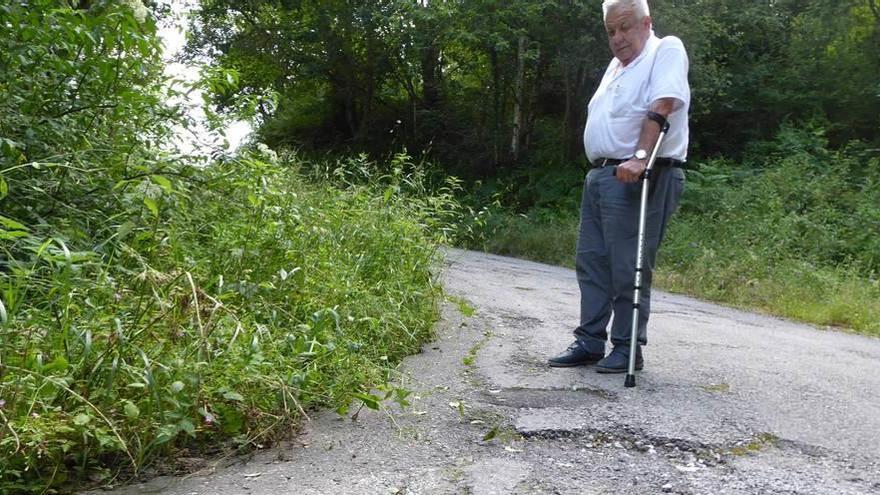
left=548, top=341, right=604, bottom=367
left=595, top=345, right=643, bottom=374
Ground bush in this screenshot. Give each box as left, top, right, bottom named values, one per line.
left=460, top=123, right=880, bottom=335
left=660, top=125, right=880, bottom=333
left=0, top=150, right=457, bottom=492
left=669, top=125, right=880, bottom=275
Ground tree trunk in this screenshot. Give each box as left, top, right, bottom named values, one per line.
left=491, top=46, right=501, bottom=168
left=355, top=22, right=378, bottom=143
left=415, top=0, right=443, bottom=149
left=523, top=44, right=544, bottom=156
left=421, top=44, right=442, bottom=110
left=510, top=35, right=527, bottom=163
left=562, top=58, right=589, bottom=162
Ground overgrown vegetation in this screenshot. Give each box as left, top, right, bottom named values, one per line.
left=660, top=126, right=880, bottom=335
left=1, top=147, right=459, bottom=493
left=0, top=2, right=459, bottom=492
left=461, top=127, right=880, bottom=336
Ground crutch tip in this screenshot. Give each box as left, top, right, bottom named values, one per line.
left=624, top=374, right=636, bottom=388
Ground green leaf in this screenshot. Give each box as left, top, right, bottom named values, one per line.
left=394, top=388, right=412, bottom=408
left=482, top=426, right=499, bottom=441
left=0, top=229, right=29, bottom=240
left=73, top=413, right=92, bottom=426
left=178, top=418, right=196, bottom=436
left=223, top=390, right=244, bottom=401
left=116, top=220, right=136, bottom=238
left=0, top=137, right=21, bottom=157
left=171, top=380, right=185, bottom=393
left=0, top=215, right=27, bottom=231
left=354, top=393, right=381, bottom=410
left=35, top=237, right=53, bottom=258
left=124, top=402, right=140, bottom=419
left=155, top=424, right=178, bottom=445
left=0, top=177, right=7, bottom=200
left=151, top=174, right=173, bottom=193
left=43, top=355, right=69, bottom=372
left=143, top=197, right=159, bottom=217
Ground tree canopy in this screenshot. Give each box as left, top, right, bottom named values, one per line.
left=186, top=0, right=880, bottom=173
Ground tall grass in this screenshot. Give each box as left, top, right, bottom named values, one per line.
left=467, top=211, right=578, bottom=268
left=660, top=126, right=880, bottom=335
left=457, top=162, right=583, bottom=267
left=0, top=4, right=463, bottom=491
left=0, top=150, right=459, bottom=492
left=460, top=125, right=880, bottom=336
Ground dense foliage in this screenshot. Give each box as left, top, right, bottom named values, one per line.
left=1, top=1, right=457, bottom=492
left=186, top=0, right=880, bottom=170
left=459, top=126, right=880, bottom=335
left=1, top=0, right=176, bottom=235
left=661, top=126, right=880, bottom=333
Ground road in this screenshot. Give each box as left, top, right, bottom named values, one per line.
left=108, top=248, right=880, bottom=494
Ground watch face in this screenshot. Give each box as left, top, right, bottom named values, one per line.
left=635, top=149, right=648, bottom=160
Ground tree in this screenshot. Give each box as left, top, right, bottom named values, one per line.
left=0, top=0, right=180, bottom=232
left=185, top=0, right=880, bottom=172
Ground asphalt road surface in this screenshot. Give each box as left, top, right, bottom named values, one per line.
left=106, top=248, right=880, bottom=494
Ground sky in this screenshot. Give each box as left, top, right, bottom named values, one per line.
left=156, top=1, right=252, bottom=156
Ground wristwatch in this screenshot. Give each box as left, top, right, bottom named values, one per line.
left=634, top=149, right=648, bottom=160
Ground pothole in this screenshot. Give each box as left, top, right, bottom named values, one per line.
left=495, top=312, right=543, bottom=329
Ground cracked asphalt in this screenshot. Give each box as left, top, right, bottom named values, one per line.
left=105, top=248, right=880, bottom=494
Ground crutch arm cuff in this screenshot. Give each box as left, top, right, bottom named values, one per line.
left=646, top=111, right=670, bottom=132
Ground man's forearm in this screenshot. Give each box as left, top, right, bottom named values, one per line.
left=635, top=98, right=677, bottom=158
left=615, top=97, right=679, bottom=183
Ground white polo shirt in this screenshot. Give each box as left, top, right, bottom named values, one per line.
left=583, top=32, right=690, bottom=163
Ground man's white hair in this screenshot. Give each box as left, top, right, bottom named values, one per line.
left=602, top=0, right=650, bottom=20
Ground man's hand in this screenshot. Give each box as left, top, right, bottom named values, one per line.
left=616, top=158, right=647, bottom=183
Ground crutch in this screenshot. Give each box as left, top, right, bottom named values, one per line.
left=625, top=120, right=670, bottom=388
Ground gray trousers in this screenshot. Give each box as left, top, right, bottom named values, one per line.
left=574, top=165, right=684, bottom=349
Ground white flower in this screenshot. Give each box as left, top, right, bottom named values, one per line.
left=121, top=0, right=148, bottom=23
left=255, top=143, right=278, bottom=163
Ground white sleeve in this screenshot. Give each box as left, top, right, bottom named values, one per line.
left=648, top=36, right=690, bottom=110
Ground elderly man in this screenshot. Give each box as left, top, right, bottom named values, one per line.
left=549, top=0, right=689, bottom=372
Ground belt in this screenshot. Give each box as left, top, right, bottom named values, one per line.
left=592, top=157, right=685, bottom=169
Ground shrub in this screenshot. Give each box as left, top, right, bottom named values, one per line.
left=0, top=150, right=457, bottom=492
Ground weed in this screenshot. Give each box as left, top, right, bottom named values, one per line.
left=727, top=433, right=778, bottom=456
left=0, top=151, right=459, bottom=492
left=447, top=295, right=477, bottom=317
left=701, top=383, right=731, bottom=393
left=462, top=331, right=492, bottom=367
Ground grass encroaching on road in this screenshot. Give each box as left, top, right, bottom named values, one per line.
left=0, top=151, right=460, bottom=493
left=460, top=126, right=880, bottom=338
